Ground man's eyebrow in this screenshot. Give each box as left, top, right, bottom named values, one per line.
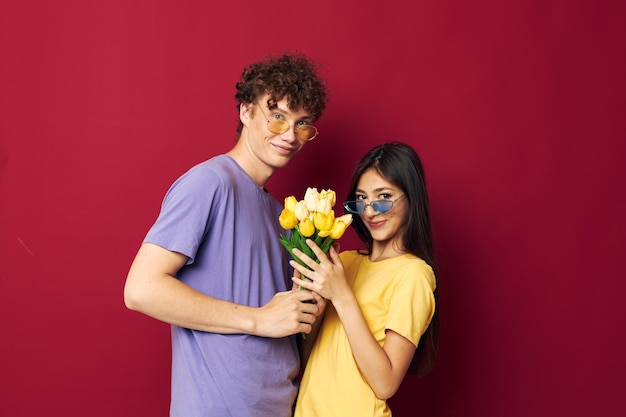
left=273, top=107, right=314, bottom=121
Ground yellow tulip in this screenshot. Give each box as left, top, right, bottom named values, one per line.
left=316, top=196, right=333, bottom=215
left=284, top=195, right=297, bottom=212
left=329, top=214, right=353, bottom=239
left=279, top=209, right=298, bottom=230
left=319, top=189, right=336, bottom=207
left=294, top=200, right=310, bottom=221
left=299, top=217, right=315, bottom=237
left=303, top=187, right=319, bottom=212
left=314, top=210, right=335, bottom=233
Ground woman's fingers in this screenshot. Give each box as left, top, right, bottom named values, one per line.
left=306, top=239, right=327, bottom=258
left=290, top=259, right=309, bottom=276
left=292, top=248, right=318, bottom=270
left=292, top=275, right=312, bottom=290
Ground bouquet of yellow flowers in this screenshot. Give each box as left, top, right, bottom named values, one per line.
left=279, top=187, right=353, bottom=275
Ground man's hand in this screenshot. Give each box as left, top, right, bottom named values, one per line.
left=254, top=289, right=321, bottom=337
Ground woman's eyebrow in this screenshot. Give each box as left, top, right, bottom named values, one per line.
left=355, top=187, right=393, bottom=195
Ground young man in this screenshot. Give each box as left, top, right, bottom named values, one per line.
left=124, top=53, right=328, bottom=417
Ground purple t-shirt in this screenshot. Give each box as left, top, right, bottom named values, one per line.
left=144, top=155, right=299, bottom=417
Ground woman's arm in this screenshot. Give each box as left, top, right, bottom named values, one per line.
left=329, top=289, right=415, bottom=399
left=291, top=242, right=415, bottom=399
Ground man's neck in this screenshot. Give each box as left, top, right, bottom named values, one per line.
left=226, top=140, right=274, bottom=188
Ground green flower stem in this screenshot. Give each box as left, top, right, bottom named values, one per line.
left=279, top=231, right=334, bottom=340
left=320, top=236, right=334, bottom=253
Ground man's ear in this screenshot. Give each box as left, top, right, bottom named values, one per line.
left=239, top=103, right=252, bottom=127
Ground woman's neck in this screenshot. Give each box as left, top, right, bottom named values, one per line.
left=368, top=241, right=406, bottom=263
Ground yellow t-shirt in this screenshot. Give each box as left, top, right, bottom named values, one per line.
left=294, top=251, right=436, bottom=417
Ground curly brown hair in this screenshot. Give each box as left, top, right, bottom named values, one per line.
left=234, top=53, right=328, bottom=135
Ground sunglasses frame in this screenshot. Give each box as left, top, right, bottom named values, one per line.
left=343, top=195, right=405, bottom=215
left=256, top=103, right=319, bottom=141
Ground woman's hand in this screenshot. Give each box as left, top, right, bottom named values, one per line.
left=292, top=268, right=327, bottom=320
left=290, top=240, right=349, bottom=302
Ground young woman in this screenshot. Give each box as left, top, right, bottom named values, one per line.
left=291, top=142, right=439, bottom=417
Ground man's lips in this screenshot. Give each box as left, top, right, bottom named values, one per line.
left=272, top=143, right=297, bottom=155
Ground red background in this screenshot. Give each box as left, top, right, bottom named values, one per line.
left=1, top=1, right=625, bottom=416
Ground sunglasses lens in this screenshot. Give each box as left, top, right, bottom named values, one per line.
left=267, top=119, right=289, bottom=134
left=296, top=125, right=318, bottom=141
left=371, top=201, right=393, bottom=214
left=344, top=201, right=364, bottom=214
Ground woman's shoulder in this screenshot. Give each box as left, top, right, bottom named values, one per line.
left=395, top=255, right=436, bottom=290
left=340, top=249, right=366, bottom=257
left=339, top=249, right=366, bottom=264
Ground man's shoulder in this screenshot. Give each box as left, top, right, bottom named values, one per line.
left=187, top=154, right=232, bottom=174
left=175, top=155, right=238, bottom=185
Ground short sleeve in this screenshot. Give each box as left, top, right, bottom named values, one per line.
left=385, top=261, right=436, bottom=346
left=144, top=162, right=221, bottom=264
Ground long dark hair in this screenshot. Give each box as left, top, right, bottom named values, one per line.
left=347, top=142, right=439, bottom=376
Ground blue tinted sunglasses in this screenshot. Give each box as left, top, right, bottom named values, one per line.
left=343, top=195, right=405, bottom=214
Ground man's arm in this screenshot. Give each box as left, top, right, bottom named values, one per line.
left=124, top=242, right=320, bottom=337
